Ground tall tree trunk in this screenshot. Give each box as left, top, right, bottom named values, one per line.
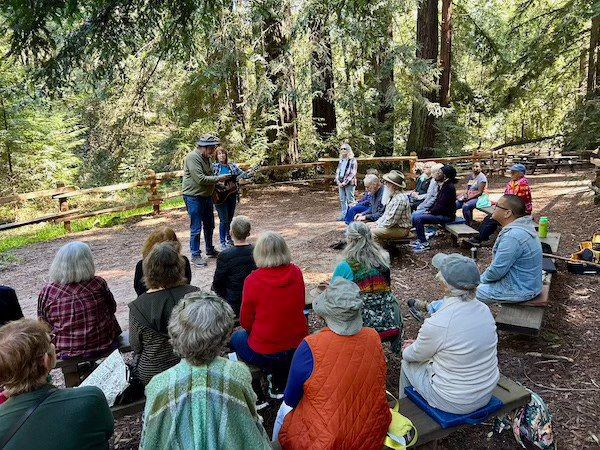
left=259, top=1, right=299, bottom=163
left=372, top=20, right=395, bottom=156
left=0, top=97, right=13, bottom=176
left=587, top=17, right=600, bottom=95
left=310, top=14, right=337, bottom=139
left=439, top=0, right=452, bottom=107
left=406, top=0, right=439, bottom=158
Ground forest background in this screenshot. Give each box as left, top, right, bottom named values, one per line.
left=0, top=0, right=599, bottom=197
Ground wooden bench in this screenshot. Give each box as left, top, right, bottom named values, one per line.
left=389, top=374, right=530, bottom=449
left=444, top=223, right=479, bottom=244
left=55, top=332, right=132, bottom=388
left=475, top=205, right=494, bottom=216
left=494, top=233, right=561, bottom=336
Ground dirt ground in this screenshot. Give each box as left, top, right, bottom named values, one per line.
left=1, top=170, right=599, bottom=449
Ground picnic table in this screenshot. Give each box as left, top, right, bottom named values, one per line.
left=511, top=155, right=582, bottom=174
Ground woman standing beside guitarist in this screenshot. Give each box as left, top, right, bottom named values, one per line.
left=212, top=147, right=249, bottom=249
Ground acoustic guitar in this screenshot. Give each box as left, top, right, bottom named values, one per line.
left=212, top=166, right=259, bottom=205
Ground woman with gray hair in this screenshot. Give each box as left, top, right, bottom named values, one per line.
left=140, top=292, right=271, bottom=449
left=335, top=142, right=358, bottom=220
left=332, top=222, right=402, bottom=338
left=129, top=242, right=199, bottom=385
left=400, top=253, right=499, bottom=414
left=37, top=241, right=121, bottom=359
left=231, top=231, right=308, bottom=399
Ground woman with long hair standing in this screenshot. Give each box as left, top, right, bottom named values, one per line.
left=335, top=143, right=358, bottom=221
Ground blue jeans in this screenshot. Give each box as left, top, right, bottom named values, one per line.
left=344, top=204, right=369, bottom=224
left=456, top=198, right=478, bottom=225
left=413, top=213, right=454, bottom=242
left=183, top=195, right=215, bottom=258
left=338, top=185, right=356, bottom=218
left=478, top=217, right=500, bottom=242
left=230, top=330, right=295, bottom=390
left=215, top=195, right=237, bottom=247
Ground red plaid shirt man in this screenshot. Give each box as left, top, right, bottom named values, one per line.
left=38, top=276, right=121, bottom=359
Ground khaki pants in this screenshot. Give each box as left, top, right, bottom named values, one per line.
left=371, top=226, right=410, bottom=245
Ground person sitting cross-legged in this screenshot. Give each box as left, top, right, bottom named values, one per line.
left=274, top=277, right=392, bottom=449
left=400, top=253, right=500, bottom=415
left=476, top=194, right=543, bottom=304
left=455, top=162, right=487, bottom=226
left=468, top=163, right=533, bottom=246
left=345, top=173, right=385, bottom=225
left=230, top=231, right=308, bottom=399
left=129, top=242, right=199, bottom=386
left=211, top=215, right=257, bottom=316
left=411, top=165, right=459, bottom=253
left=140, top=292, right=271, bottom=450
left=368, top=170, right=412, bottom=245
left=333, top=222, right=402, bottom=335
left=37, top=241, right=122, bottom=359
left=0, top=319, right=114, bottom=450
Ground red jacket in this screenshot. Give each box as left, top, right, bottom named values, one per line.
left=240, top=264, right=308, bottom=354
left=279, top=328, right=391, bottom=449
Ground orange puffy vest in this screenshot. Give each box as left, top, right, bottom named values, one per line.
left=279, top=327, right=391, bottom=450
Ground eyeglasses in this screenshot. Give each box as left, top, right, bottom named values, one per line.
left=494, top=204, right=510, bottom=212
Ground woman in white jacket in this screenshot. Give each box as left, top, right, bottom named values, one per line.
left=400, top=253, right=499, bottom=414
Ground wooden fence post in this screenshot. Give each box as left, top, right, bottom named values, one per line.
left=148, top=171, right=161, bottom=215
left=56, top=182, right=71, bottom=232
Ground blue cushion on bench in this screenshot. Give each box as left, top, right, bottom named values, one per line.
left=447, top=218, right=466, bottom=225
left=404, top=387, right=504, bottom=429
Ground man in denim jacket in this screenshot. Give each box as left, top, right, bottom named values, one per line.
left=476, top=194, right=542, bottom=303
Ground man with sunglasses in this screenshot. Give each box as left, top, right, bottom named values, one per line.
left=476, top=194, right=542, bottom=304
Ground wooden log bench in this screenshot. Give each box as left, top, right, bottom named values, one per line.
left=494, top=232, right=561, bottom=336
left=387, top=374, right=530, bottom=449
left=55, top=332, right=132, bottom=388
left=444, top=223, right=479, bottom=245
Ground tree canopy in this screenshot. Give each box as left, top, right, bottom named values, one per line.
left=0, top=0, right=598, bottom=194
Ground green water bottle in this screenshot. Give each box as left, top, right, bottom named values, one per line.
left=538, top=217, right=549, bottom=239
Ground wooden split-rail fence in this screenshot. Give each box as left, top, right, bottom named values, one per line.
left=0, top=151, right=554, bottom=234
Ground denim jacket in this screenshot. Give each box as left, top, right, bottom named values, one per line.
left=478, top=216, right=543, bottom=302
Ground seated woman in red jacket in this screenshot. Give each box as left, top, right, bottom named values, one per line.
left=230, top=231, right=308, bottom=400
left=275, top=277, right=391, bottom=449
left=38, top=241, right=121, bottom=359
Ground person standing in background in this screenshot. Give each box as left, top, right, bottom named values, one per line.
left=335, top=143, right=358, bottom=221
left=182, top=135, right=230, bottom=267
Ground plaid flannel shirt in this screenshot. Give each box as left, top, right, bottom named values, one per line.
left=504, top=177, right=533, bottom=214
left=38, top=276, right=121, bottom=359
left=375, top=192, right=412, bottom=229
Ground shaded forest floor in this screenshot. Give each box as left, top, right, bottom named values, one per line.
left=1, top=170, right=599, bottom=449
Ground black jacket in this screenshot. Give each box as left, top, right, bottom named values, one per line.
left=0, top=286, right=23, bottom=327
left=134, top=256, right=192, bottom=296
left=428, top=181, right=457, bottom=219
left=211, top=245, right=257, bottom=316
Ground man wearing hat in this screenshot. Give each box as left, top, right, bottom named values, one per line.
left=277, top=277, right=391, bottom=449
left=400, top=253, right=499, bottom=415
left=411, top=165, right=459, bottom=253
left=368, top=170, right=412, bottom=245
left=468, top=163, right=532, bottom=246
left=182, top=135, right=231, bottom=267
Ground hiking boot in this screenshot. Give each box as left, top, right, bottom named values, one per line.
left=191, top=256, right=207, bottom=267
left=267, top=374, right=284, bottom=400
left=407, top=306, right=425, bottom=323
left=205, top=249, right=220, bottom=258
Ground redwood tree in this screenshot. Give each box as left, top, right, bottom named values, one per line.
left=406, top=0, right=439, bottom=158
left=439, top=0, right=452, bottom=107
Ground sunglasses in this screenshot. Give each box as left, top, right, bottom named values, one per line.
left=494, top=204, right=510, bottom=212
